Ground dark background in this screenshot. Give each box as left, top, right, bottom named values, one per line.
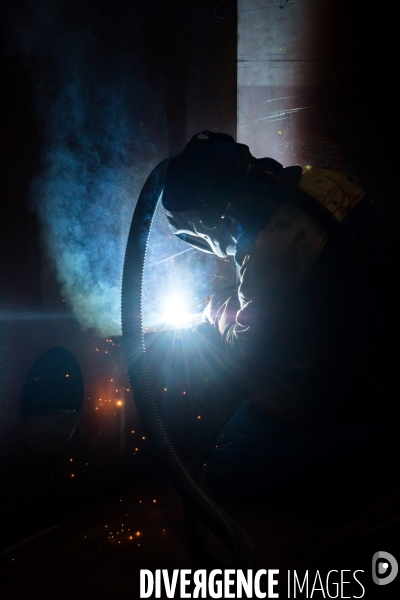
left=1, top=0, right=399, bottom=597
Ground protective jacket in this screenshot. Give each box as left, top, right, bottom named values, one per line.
left=162, top=132, right=398, bottom=427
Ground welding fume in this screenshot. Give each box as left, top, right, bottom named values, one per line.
left=160, top=130, right=398, bottom=502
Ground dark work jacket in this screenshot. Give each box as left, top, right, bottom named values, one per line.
left=212, top=191, right=397, bottom=429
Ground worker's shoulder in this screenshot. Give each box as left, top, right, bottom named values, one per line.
left=298, top=167, right=365, bottom=222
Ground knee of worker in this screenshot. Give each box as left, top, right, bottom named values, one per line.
left=203, top=399, right=302, bottom=501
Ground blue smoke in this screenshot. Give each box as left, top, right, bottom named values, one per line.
left=4, top=0, right=230, bottom=335
left=4, top=0, right=167, bottom=335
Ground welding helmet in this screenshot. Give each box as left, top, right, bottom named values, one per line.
left=161, top=131, right=302, bottom=258
left=162, top=207, right=238, bottom=258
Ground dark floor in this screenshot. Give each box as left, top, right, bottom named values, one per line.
left=3, top=472, right=400, bottom=598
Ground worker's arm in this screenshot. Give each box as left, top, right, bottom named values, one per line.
left=203, top=255, right=316, bottom=426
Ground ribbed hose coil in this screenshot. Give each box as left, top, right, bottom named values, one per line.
left=121, top=159, right=257, bottom=568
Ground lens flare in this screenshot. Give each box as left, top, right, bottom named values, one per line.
left=162, top=294, right=192, bottom=329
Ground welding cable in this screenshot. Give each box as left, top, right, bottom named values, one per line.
left=121, top=158, right=258, bottom=568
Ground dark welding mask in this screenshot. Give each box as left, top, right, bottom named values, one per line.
left=161, top=131, right=302, bottom=259
left=163, top=207, right=239, bottom=258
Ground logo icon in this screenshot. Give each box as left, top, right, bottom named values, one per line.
left=372, top=551, right=398, bottom=585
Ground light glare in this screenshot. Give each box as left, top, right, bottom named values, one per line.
left=162, top=294, right=192, bottom=329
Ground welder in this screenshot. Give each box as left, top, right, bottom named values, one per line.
left=161, top=131, right=398, bottom=503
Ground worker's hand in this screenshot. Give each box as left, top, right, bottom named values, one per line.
left=202, top=284, right=240, bottom=335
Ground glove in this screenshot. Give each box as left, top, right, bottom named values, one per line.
left=202, top=284, right=240, bottom=336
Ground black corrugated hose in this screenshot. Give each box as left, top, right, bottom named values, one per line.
left=121, top=158, right=258, bottom=569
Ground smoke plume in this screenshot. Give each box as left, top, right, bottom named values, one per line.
left=4, top=0, right=168, bottom=335
left=4, top=0, right=230, bottom=335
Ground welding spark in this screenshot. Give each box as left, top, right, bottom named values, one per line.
left=147, top=247, right=194, bottom=268
left=238, top=105, right=326, bottom=126
left=238, top=0, right=303, bottom=13
left=161, top=294, right=193, bottom=329
left=264, top=95, right=302, bottom=103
